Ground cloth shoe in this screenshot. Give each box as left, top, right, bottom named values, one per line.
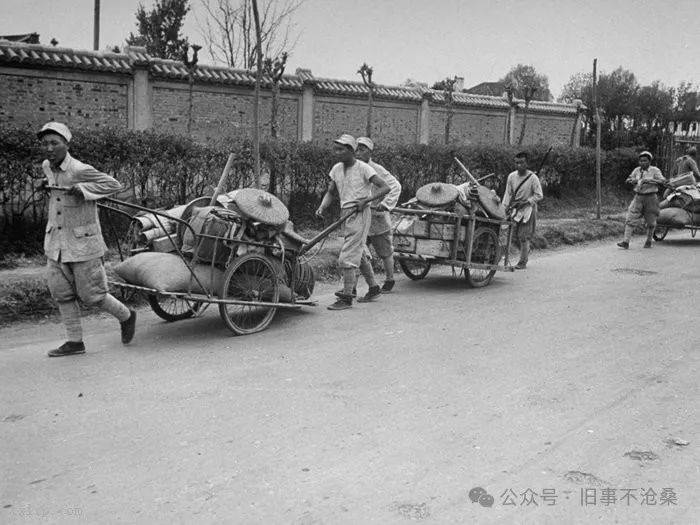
left=358, top=285, right=382, bottom=302
left=617, top=241, right=629, bottom=249
left=334, top=288, right=357, bottom=298
left=121, top=310, right=136, bottom=344
left=328, top=294, right=353, bottom=310
left=48, top=341, right=86, bottom=357
left=514, top=261, right=527, bottom=270
left=643, top=240, right=652, bottom=248
left=381, top=280, right=395, bottom=293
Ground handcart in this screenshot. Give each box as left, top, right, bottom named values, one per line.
left=392, top=203, right=514, bottom=288
left=653, top=181, right=700, bottom=241
left=51, top=181, right=351, bottom=336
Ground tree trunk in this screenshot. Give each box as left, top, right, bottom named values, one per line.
left=518, top=100, right=530, bottom=146
left=366, top=89, right=373, bottom=137
left=271, top=81, right=280, bottom=140
left=251, top=0, right=263, bottom=189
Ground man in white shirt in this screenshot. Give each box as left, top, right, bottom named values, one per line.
left=315, top=134, right=390, bottom=310
left=355, top=137, right=402, bottom=296
left=501, top=151, right=543, bottom=269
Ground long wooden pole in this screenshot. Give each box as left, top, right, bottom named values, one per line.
left=593, top=58, right=602, bottom=219
left=251, top=0, right=263, bottom=188
left=209, top=153, right=236, bottom=206
left=93, top=0, right=100, bottom=51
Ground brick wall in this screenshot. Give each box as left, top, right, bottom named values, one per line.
left=0, top=69, right=129, bottom=130
left=313, top=97, right=420, bottom=144
left=152, top=83, right=300, bottom=142
left=429, top=108, right=509, bottom=145
left=513, top=113, right=575, bottom=146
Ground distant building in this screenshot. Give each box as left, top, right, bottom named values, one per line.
left=465, top=81, right=507, bottom=97
left=0, top=33, right=39, bottom=44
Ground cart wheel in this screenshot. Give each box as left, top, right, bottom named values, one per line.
left=148, top=294, right=202, bottom=322
left=465, top=227, right=500, bottom=288
left=652, top=226, right=668, bottom=241
left=399, top=259, right=431, bottom=280
left=219, top=253, right=280, bottom=335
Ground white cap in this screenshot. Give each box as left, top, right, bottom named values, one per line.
left=356, top=137, right=374, bottom=151
left=638, top=150, right=653, bottom=160
left=37, top=122, right=72, bottom=142
left=333, top=133, right=357, bottom=151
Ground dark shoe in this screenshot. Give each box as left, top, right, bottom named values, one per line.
left=358, top=285, right=382, bottom=302
left=334, top=287, right=357, bottom=298
left=328, top=294, right=353, bottom=310
left=617, top=241, right=629, bottom=249
left=48, top=341, right=86, bottom=357
left=381, top=280, right=395, bottom=293
left=514, top=261, right=527, bottom=270
left=121, top=310, right=136, bottom=344
left=643, top=240, right=652, bottom=248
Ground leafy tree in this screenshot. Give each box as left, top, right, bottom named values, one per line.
left=126, top=0, right=191, bottom=60
left=635, top=81, right=673, bottom=129
left=500, top=64, right=552, bottom=102
left=558, top=72, right=593, bottom=105
left=402, top=78, right=429, bottom=90
left=674, top=81, right=699, bottom=125
left=596, top=67, right=638, bottom=128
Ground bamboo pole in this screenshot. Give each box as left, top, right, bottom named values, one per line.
left=593, top=58, right=602, bottom=219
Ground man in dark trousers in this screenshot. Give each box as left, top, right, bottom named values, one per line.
left=38, top=122, right=136, bottom=357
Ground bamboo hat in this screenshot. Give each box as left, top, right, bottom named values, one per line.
left=233, top=188, right=289, bottom=226
left=416, top=182, right=459, bottom=206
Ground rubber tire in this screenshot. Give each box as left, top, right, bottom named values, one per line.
left=652, top=226, right=668, bottom=241
left=465, top=226, right=500, bottom=288
left=399, top=259, right=431, bottom=280
left=219, top=253, right=279, bottom=335
left=148, top=294, right=201, bottom=322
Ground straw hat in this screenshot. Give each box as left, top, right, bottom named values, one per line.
left=416, top=182, right=459, bottom=206
left=474, top=185, right=506, bottom=220
left=233, top=188, right=289, bottom=226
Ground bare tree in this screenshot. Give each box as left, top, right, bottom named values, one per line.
left=358, top=63, right=375, bottom=137
left=440, top=76, right=458, bottom=145
left=263, top=52, right=288, bottom=139
left=198, top=0, right=302, bottom=69
left=517, top=86, right=537, bottom=146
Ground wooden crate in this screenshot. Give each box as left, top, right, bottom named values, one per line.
left=413, top=220, right=430, bottom=238
left=429, top=223, right=467, bottom=242
left=393, top=235, right=416, bottom=253
left=416, top=238, right=452, bottom=258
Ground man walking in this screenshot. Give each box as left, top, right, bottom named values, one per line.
left=315, top=134, right=389, bottom=310
left=355, top=137, right=402, bottom=297
left=671, top=146, right=699, bottom=182
left=501, top=151, right=543, bottom=269
left=38, top=122, right=136, bottom=357
left=617, top=151, right=666, bottom=249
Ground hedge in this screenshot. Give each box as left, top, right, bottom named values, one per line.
left=0, top=126, right=641, bottom=257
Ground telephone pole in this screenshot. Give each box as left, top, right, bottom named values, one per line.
left=93, top=0, right=100, bottom=51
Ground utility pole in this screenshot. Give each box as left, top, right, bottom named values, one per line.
left=93, top=0, right=100, bottom=51
left=593, top=58, right=602, bottom=219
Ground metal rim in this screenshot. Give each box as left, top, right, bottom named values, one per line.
left=219, top=253, right=280, bottom=335
left=148, top=294, right=202, bottom=322
left=465, top=227, right=500, bottom=288
left=399, top=259, right=431, bottom=280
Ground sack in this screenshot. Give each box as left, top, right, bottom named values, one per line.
left=114, top=252, right=225, bottom=294
left=657, top=207, right=691, bottom=227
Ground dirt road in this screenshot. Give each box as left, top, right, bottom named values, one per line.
left=2, top=235, right=698, bottom=524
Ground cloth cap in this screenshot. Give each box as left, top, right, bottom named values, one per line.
left=334, top=134, right=357, bottom=151
left=686, top=146, right=697, bottom=156
left=356, top=137, right=374, bottom=151
left=638, top=150, right=653, bottom=160
left=37, top=121, right=72, bottom=142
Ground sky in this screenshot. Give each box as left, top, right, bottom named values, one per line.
left=2, top=0, right=699, bottom=98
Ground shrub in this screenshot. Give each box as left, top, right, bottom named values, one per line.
left=0, top=126, right=642, bottom=257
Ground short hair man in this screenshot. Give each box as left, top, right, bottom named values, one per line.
left=38, top=122, right=136, bottom=357
left=315, top=134, right=390, bottom=310
left=501, top=151, right=543, bottom=269
left=671, top=146, right=699, bottom=182
left=617, top=151, right=666, bottom=249
left=355, top=137, right=402, bottom=297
